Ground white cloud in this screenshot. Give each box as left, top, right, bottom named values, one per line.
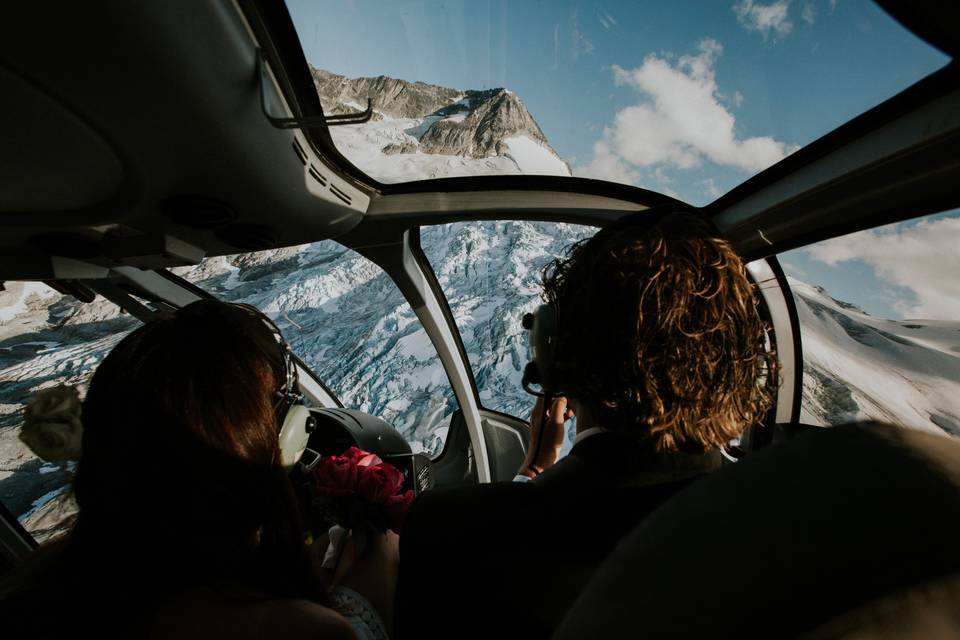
left=553, top=23, right=560, bottom=69
left=660, top=185, right=681, bottom=199
left=801, top=2, right=817, bottom=24
left=577, top=139, right=640, bottom=185
left=780, top=260, right=807, bottom=278
left=804, top=216, right=960, bottom=319
left=733, top=0, right=793, bottom=39
left=570, top=9, right=595, bottom=60
left=597, top=8, right=617, bottom=30
left=576, top=38, right=794, bottom=182
left=703, top=178, right=726, bottom=199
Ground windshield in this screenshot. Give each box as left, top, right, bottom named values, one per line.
left=285, top=0, right=947, bottom=204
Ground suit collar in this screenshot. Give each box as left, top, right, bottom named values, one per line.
left=536, top=430, right=721, bottom=490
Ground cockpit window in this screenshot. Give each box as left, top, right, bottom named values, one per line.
left=0, top=286, right=137, bottom=543
left=285, top=0, right=948, bottom=203
left=779, top=209, right=960, bottom=437
left=420, top=220, right=596, bottom=444
left=177, top=241, right=457, bottom=456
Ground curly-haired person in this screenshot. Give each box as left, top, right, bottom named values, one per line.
left=396, top=210, right=779, bottom=640
left=516, top=209, right=778, bottom=480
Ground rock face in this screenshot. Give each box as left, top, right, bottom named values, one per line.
left=381, top=141, right=418, bottom=155
left=419, top=89, right=550, bottom=158
left=311, top=67, right=560, bottom=162
left=312, top=67, right=461, bottom=120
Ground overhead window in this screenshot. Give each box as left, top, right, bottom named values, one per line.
left=284, top=0, right=947, bottom=203
left=0, top=285, right=137, bottom=543
left=177, top=240, right=457, bottom=456
left=779, top=210, right=960, bottom=437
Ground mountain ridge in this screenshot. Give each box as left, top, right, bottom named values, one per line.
left=310, top=66, right=566, bottom=169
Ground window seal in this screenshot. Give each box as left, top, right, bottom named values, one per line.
left=0, top=498, right=37, bottom=565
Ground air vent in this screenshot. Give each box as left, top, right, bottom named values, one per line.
left=329, top=184, right=352, bottom=205
left=161, top=196, right=237, bottom=229
left=292, top=139, right=308, bottom=165
left=308, top=165, right=328, bottom=187
left=215, top=223, right=279, bottom=251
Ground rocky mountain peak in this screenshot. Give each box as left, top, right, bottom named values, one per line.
left=419, top=87, right=550, bottom=158
left=310, top=67, right=461, bottom=120
left=310, top=67, right=561, bottom=163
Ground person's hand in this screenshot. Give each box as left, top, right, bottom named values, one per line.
left=518, top=396, right=574, bottom=478
left=307, top=531, right=334, bottom=591
left=333, top=526, right=400, bottom=634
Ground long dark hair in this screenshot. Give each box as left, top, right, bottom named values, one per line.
left=5, top=300, right=322, bottom=633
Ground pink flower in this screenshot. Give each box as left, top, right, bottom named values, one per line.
left=383, top=490, right=415, bottom=534
left=311, top=447, right=413, bottom=535
left=342, top=446, right=383, bottom=468
left=356, top=463, right=405, bottom=505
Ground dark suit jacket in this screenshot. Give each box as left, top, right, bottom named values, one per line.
left=395, top=432, right=720, bottom=639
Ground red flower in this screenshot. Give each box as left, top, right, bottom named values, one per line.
left=342, top=446, right=383, bottom=468
left=357, top=463, right=405, bottom=505
left=313, top=454, right=358, bottom=497
left=383, top=490, right=415, bottom=534
left=310, top=447, right=414, bottom=535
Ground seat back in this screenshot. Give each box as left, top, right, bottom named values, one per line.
left=396, top=479, right=692, bottom=639
left=554, top=422, right=960, bottom=639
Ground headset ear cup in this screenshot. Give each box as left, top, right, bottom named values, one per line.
left=532, top=304, right=559, bottom=393
left=522, top=304, right=560, bottom=395
left=278, top=404, right=312, bottom=468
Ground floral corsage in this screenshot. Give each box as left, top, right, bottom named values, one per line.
left=309, top=446, right=414, bottom=536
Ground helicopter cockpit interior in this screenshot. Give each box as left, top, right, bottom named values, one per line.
left=1, top=1, right=959, bottom=637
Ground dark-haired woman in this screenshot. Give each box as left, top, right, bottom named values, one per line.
left=1, top=300, right=395, bottom=639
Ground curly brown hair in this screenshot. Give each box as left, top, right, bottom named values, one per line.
left=542, top=211, right=777, bottom=452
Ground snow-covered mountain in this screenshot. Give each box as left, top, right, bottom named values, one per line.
left=791, top=279, right=960, bottom=436
left=2, top=71, right=958, bottom=541
left=312, top=67, right=571, bottom=181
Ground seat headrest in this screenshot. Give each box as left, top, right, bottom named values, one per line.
left=554, top=422, right=960, bottom=639
left=803, top=572, right=960, bottom=640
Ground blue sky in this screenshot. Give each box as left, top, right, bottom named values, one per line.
left=285, top=1, right=956, bottom=321
left=286, top=0, right=947, bottom=204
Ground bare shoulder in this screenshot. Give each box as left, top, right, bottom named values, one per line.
left=262, top=598, right=356, bottom=640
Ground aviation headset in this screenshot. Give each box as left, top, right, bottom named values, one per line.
left=520, top=206, right=708, bottom=398
left=227, top=305, right=433, bottom=495
left=227, top=303, right=318, bottom=469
